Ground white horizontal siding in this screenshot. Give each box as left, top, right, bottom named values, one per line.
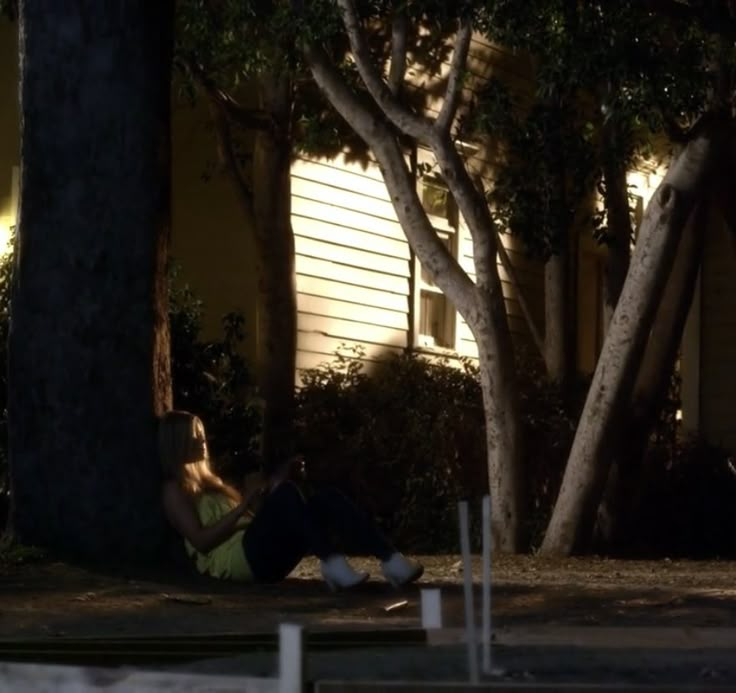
left=295, top=255, right=408, bottom=294
left=298, top=313, right=407, bottom=346
left=293, top=157, right=412, bottom=374
left=294, top=236, right=409, bottom=277
left=291, top=32, right=544, bottom=376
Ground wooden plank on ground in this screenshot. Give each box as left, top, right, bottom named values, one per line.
left=0, top=629, right=428, bottom=667
left=315, top=683, right=735, bottom=693
left=0, top=662, right=278, bottom=693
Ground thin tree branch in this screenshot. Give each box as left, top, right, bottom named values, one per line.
left=435, top=17, right=473, bottom=134
left=207, top=95, right=256, bottom=222
left=178, top=59, right=256, bottom=214
left=388, top=9, right=408, bottom=97
left=430, top=133, right=500, bottom=284
left=302, top=40, right=476, bottom=307
left=217, top=92, right=273, bottom=131
left=300, top=42, right=387, bottom=146
left=336, top=0, right=433, bottom=141
left=180, top=58, right=273, bottom=132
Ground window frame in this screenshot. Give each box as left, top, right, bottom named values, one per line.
left=411, top=149, right=460, bottom=353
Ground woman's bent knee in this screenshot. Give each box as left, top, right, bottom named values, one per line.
left=270, top=480, right=306, bottom=505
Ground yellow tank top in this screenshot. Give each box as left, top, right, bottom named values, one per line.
left=185, top=493, right=253, bottom=581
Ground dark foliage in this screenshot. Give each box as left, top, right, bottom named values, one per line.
left=622, top=436, right=736, bottom=559
left=167, top=267, right=262, bottom=481
left=294, top=346, right=579, bottom=552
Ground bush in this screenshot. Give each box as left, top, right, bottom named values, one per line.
left=167, top=267, right=262, bottom=481
left=623, top=426, right=736, bottom=559
left=295, top=347, right=485, bottom=552
left=515, top=352, right=580, bottom=548
left=294, top=346, right=579, bottom=553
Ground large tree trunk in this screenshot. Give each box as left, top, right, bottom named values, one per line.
left=7, top=0, right=173, bottom=559
left=594, top=200, right=706, bottom=550
left=252, top=74, right=298, bottom=470
left=540, top=123, right=725, bottom=556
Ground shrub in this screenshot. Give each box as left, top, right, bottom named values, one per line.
left=515, top=351, right=581, bottom=548
left=294, top=346, right=580, bottom=553
left=625, top=435, right=736, bottom=558
left=295, top=347, right=485, bottom=552
left=167, top=267, right=262, bottom=481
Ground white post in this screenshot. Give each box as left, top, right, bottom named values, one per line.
left=420, top=588, right=443, bottom=630
left=481, top=494, right=492, bottom=674
left=278, top=623, right=304, bottom=693
left=458, top=500, right=479, bottom=684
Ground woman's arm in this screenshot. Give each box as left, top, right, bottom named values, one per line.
left=162, top=483, right=249, bottom=554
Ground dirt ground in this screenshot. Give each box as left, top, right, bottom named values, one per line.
left=3, top=553, right=736, bottom=685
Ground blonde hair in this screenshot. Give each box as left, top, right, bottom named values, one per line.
left=158, top=410, right=241, bottom=503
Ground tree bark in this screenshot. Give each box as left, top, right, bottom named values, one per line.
left=252, top=74, right=298, bottom=470
left=473, top=291, right=526, bottom=551
left=8, top=0, right=173, bottom=559
left=594, top=200, right=706, bottom=550
left=540, top=121, right=726, bottom=556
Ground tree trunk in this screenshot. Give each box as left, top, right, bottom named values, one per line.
left=8, top=0, right=173, bottom=559
left=252, top=74, right=298, bottom=471
left=472, top=296, right=525, bottom=552
left=544, top=247, right=574, bottom=386
left=540, top=123, right=725, bottom=556
left=594, top=200, right=706, bottom=550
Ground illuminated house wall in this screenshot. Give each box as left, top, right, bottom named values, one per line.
left=0, top=18, right=18, bottom=253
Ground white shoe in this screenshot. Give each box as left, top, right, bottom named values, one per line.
left=320, top=555, right=369, bottom=592
left=381, top=552, right=424, bottom=588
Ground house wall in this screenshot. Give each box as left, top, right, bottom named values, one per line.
left=170, top=98, right=258, bottom=364
left=291, top=154, right=411, bottom=371
left=0, top=18, right=19, bottom=248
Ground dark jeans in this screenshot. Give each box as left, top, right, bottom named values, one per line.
left=242, top=482, right=394, bottom=583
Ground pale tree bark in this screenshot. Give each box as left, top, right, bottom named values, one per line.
left=301, top=3, right=525, bottom=550
left=8, top=0, right=174, bottom=559
left=541, top=120, right=728, bottom=556
left=594, top=200, right=707, bottom=549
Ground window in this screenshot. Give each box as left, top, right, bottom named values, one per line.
left=413, top=158, right=459, bottom=351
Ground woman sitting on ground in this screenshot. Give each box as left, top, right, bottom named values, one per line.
left=158, top=410, right=423, bottom=590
